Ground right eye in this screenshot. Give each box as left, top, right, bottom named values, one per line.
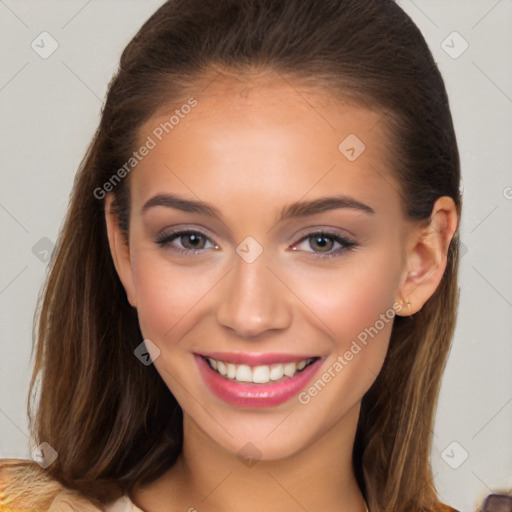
left=154, top=229, right=219, bottom=255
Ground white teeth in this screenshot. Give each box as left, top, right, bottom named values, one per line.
left=226, top=363, right=237, bottom=379
left=205, top=356, right=316, bottom=384
left=252, top=365, right=270, bottom=384
left=269, top=364, right=284, bottom=381
left=217, top=360, right=227, bottom=376
left=297, top=360, right=307, bottom=371
left=283, top=362, right=296, bottom=377
left=235, top=364, right=252, bottom=382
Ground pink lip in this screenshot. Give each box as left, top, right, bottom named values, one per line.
left=195, top=354, right=324, bottom=408
left=195, top=351, right=319, bottom=366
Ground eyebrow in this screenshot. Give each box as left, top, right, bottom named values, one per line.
left=141, top=193, right=375, bottom=221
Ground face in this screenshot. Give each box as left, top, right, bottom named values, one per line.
left=106, top=74, right=420, bottom=461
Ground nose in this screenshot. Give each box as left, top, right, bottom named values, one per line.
left=215, top=249, right=293, bottom=339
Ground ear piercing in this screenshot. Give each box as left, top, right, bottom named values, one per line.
left=394, top=297, right=411, bottom=313
left=396, top=297, right=411, bottom=309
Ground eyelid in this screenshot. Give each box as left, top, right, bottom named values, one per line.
left=292, top=225, right=356, bottom=242
left=155, top=224, right=218, bottom=242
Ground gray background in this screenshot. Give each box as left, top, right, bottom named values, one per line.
left=1, top=1, right=511, bottom=511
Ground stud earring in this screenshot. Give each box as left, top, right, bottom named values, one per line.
left=396, top=297, right=411, bottom=309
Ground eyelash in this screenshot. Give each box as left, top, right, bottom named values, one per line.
left=154, top=229, right=358, bottom=259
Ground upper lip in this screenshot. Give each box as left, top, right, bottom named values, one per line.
left=195, top=352, right=321, bottom=366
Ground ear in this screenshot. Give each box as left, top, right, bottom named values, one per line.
left=104, top=193, right=137, bottom=308
left=395, top=196, right=459, bottom=316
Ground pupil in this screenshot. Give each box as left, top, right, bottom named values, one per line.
left=312, top=235, right=332, bottom=252
left=184, top=234, right=203, bottom=249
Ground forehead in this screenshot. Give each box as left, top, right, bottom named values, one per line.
left=131, top=75, right=400, bottom=216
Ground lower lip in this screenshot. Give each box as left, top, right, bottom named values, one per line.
left=195, top=354, right=323, bottom=408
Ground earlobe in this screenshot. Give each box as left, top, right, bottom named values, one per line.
left=104, top=194, right=137, bottom=308
left=395, top=196, right=459, bottom=317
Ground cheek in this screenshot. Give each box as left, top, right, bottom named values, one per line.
left=288, top=256, right=401, bottom=416
left=287, top=250, right=401, bottom=357
left=129, top=250, right=215, bottom=344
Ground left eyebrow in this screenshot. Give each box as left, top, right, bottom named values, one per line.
left=140, top=193, right=375, bottom=220
left=279, top=195, right=375, bottom=221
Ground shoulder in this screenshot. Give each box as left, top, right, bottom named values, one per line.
left=0, top=458, right=100, bottom=511
left=0, top=457, right=62, bottom=508
left=50, top=495, right=144, bottom=512
left=47, top=492, right=104, bottom=511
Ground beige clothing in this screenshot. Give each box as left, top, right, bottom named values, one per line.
left=104, top=496, right=145, bottom=512
left=49, top=493, right=144, bottom=511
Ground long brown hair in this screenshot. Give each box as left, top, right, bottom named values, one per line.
left=4, top=1, right=462, bottom=510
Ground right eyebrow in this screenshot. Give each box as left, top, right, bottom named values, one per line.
left=141, top=193, right=223, bottom=219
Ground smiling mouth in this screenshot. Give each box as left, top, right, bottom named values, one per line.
left=200, top=355, right=320, bottom=385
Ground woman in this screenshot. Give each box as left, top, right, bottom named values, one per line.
left=0, top=0, right=463, bottom=510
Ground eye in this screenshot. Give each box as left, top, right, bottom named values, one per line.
left=291, top=230, right=358, bottom=259
left=154, top=229, right=218, bottom=255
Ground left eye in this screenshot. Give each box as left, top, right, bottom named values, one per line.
left=292, top=231, right=358, bottom=259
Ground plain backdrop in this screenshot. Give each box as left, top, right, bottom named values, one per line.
left=1, top=1, right=511, bottom=511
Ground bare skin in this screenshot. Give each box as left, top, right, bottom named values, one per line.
left=105, top=71, right=458, bottom=512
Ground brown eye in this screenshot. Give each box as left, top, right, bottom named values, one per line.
left=309, top=234, right=334, bottom=252
left=292, top=231, right=358, bottom=260
left=155, top=229, right=218, bottom=254
left=180, top=233, right=207, bottom=250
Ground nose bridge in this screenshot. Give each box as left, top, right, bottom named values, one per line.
left=215, top=245, right=292, bottom=338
